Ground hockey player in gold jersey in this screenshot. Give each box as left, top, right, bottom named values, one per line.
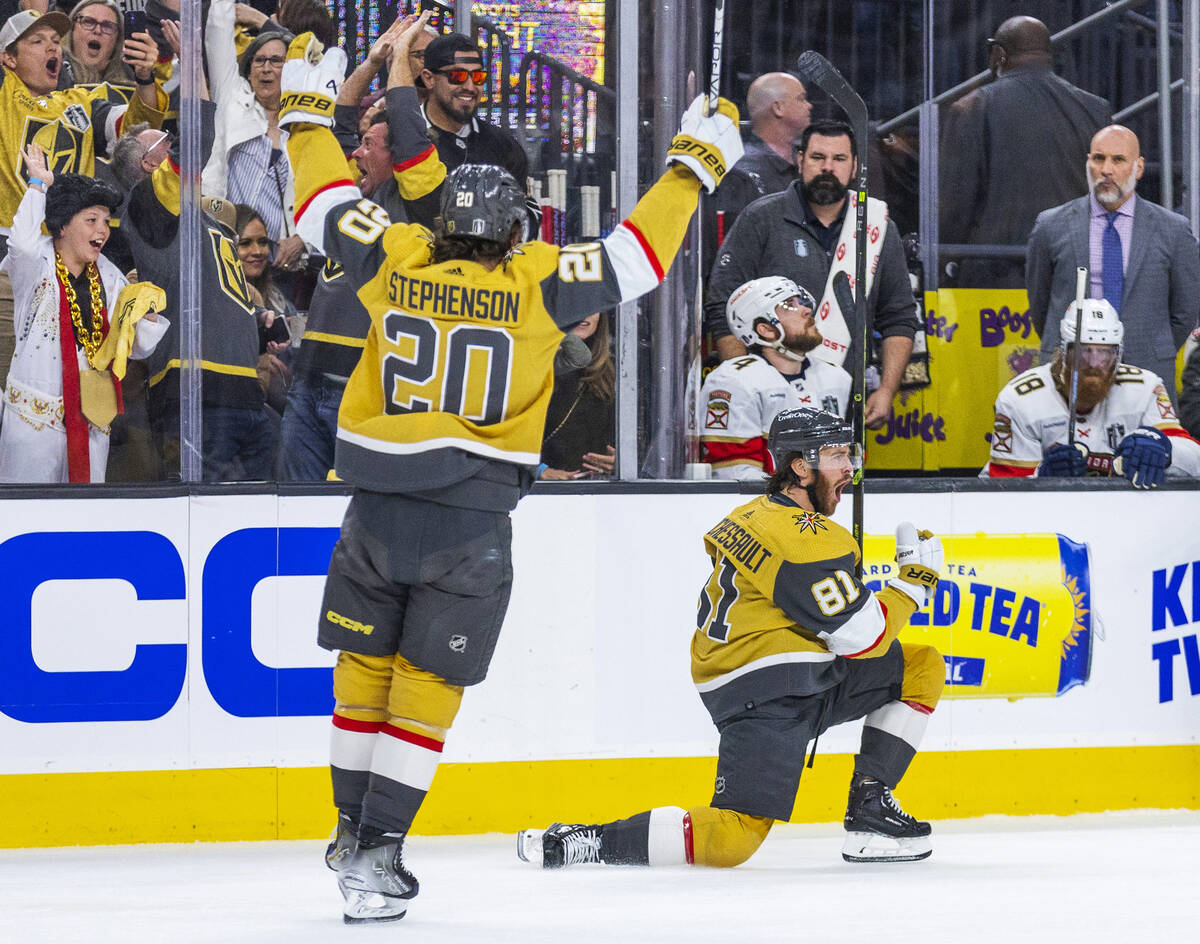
left=276, top=15, right=744, bottom=924
left=518, top=408, right=946, bottom=870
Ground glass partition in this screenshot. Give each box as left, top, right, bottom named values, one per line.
left=0, top=0, right=1194, bottom=490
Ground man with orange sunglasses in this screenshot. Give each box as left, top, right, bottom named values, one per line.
left=411, top=31, right=527, bottom=185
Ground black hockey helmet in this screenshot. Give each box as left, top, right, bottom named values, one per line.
left=440, top=163, right=529, bottom=243
left=767, top=407, right=861, bottom=472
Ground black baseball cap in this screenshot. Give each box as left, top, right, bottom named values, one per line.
left=422, top=33, right=481, bottom=73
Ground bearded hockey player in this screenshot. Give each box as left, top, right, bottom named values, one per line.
left=518, top=408, right=945, bottom=870
left=700, top=275, right=851, bottom=479
left=276, top=15, right=743, bottom=923
left=985, top=299, right=1200, bottom=486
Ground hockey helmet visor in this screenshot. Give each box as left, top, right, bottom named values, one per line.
left=726, top=276, right=817, bottom=347
left=767, top=407, right=862, bottom=472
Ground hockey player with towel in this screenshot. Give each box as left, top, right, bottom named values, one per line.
left=277, top=14, right=743, bottom=924
left=700, top=275, right=851, bottom=479
left=518, top=408, right=945, bottom=870
left=985, top=299, right=1200, bottom=486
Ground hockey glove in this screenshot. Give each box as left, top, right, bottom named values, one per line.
left=1114, top=426, right=1172, bottom=489
left=279, top=32, right=348, bottom=129
left=887, top=521, right=942, bottom=608
left=666, top=95, right=743, bottom=193
left=1038, top=442, right=1088, bottom=478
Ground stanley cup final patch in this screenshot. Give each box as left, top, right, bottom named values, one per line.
left=61, top=104, right=91, bottom=132
left=705, top=390, right=732, bottom=429
left=793, top=239, right=808, bottom=257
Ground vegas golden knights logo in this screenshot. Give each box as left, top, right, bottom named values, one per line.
left=22, top=117, right=85, bottom=179
left=208, top=229, right=255, bottom=314
left=322, top=258, right=345, bottom=282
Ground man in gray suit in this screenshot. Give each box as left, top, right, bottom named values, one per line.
left=1027, top=124, right=1200, bottom=404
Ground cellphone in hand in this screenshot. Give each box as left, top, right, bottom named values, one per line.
left=124, top=10, right=148, bottom=37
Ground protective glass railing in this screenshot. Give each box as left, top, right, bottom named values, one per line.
left=1, top=1, right=1195, bottom=489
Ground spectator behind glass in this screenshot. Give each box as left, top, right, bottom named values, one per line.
left=107, top=123, right=172, bottom=194
left=234, top=202, right=297, bottom=327
left=203, top=0, right=305, bottom=275
left=539, top=312, right=616, bottom=480
left=61, top=0, right=131, bottom=87
left=408, top=32, right=528, bottom=184
left=235, top=0, right=336, bottom=48
left=1027, top=125, right=1200, bottom=406
left=0, top=7, right=166, bottom=404
left=711, top=73, right=809, bottom=245
left=939, top=15, right=1111, bottom=288
left=0, top=145, right=167, bottom=483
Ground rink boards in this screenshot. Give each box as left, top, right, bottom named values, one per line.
left=0, top=485, right=1197, bottom=847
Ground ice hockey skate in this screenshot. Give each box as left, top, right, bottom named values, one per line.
left=324, top=812, right=357, bottom=872
left=841, top=776, right=932, bottom=862
left=516, top=822, right=603, bottom=868
left=337, top=834, right=420, bottom=924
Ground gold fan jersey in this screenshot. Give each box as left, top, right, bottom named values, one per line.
left=985, top=362, right=1200, bottom=478
left=0, top=70, right=165, bottom=232
left=692, top=493, right=919, bottom=722
left=286, top=86, right=703, bottom=507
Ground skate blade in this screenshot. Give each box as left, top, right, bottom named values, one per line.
left=841, top=831, right=932, bottom=863
left=516, top=828, right=544, bottom=866
left=342, top=890, right=409, bottom=924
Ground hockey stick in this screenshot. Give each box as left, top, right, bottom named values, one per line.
left=1066, top=266, right=1088, bottom=445
left=687, top=0, right=727, bottom=467
left=797, top=51, right=869, bottom=569
left=708, top=0, right=725, bottom=112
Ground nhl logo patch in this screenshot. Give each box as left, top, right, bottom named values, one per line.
left=449, top=635, right=468, bottom=653
left=714, top=776, right=726, bottom=795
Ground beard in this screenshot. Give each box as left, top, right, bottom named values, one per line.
left=1090, top=172, right=1136, bottom=208
left=784, top=326, right=822, bottom=354
left=1054, top=354, right=1114, bottom=412
left=802, top=172, right=847, bottom=206
left=810, top=472, right=844, bottom=516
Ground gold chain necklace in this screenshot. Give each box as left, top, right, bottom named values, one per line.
left=54, top=252, right=105, bottom=362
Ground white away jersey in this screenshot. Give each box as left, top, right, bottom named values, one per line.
left=985, top=362, right=1200, bottom=477
left=700, top=354, right=851, bottom=480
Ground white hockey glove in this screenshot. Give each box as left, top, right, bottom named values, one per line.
left=279, top=32, right=348, bottom=129
left=665, top=95, right=743, bottom=193
left=887, top=521, right=942, bottom=608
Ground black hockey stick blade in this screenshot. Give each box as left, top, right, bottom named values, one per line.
left=795, top=51, right=866, bottom=128
left=831, top=270, right=864, bottom=479
left=832, top=271, right=856, bottom=325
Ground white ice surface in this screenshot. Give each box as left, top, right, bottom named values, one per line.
left=1, top=811, right=1195, bottom=943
